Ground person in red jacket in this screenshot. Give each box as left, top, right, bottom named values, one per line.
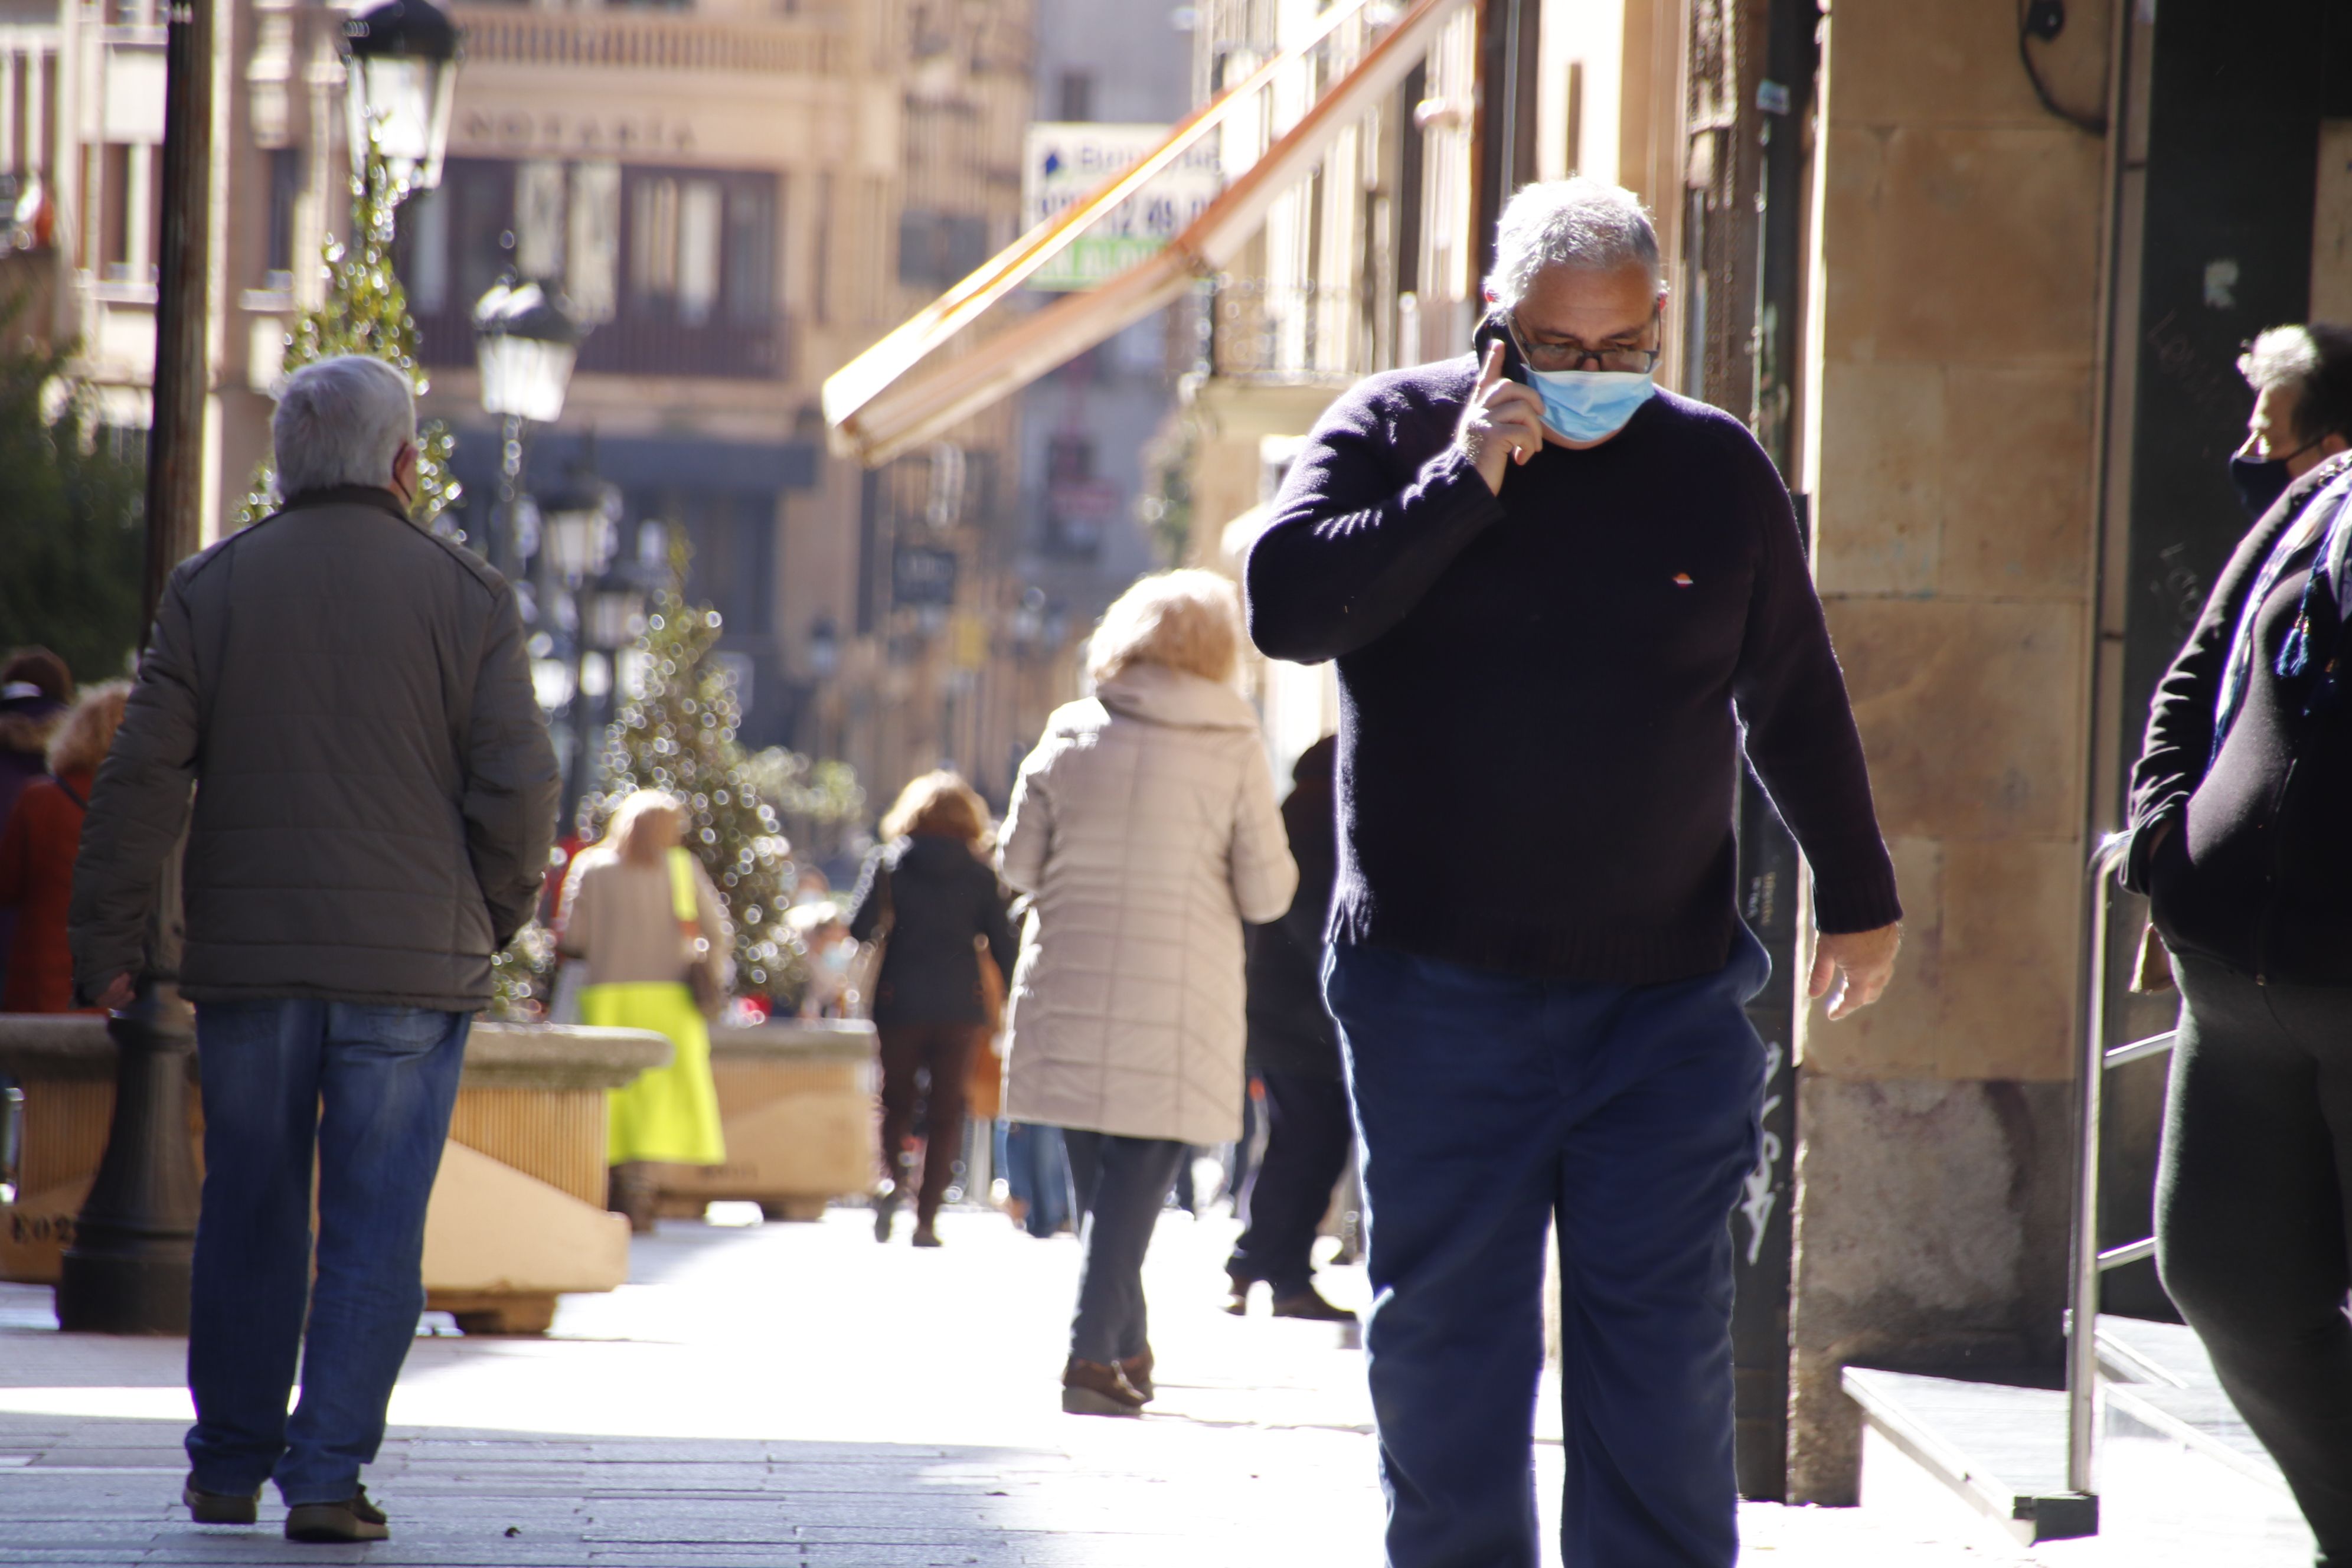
left=0, top=681, right=129, bottom=1011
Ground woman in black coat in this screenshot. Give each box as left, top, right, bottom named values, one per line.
left=847, top=771, right=1018, bottom=1247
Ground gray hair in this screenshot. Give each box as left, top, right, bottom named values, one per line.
left=1484, top=178, right=1662, bottom=311
left=272, top=355, right=417, bottom=498
left=2240, top=324, right=2352, bottom=447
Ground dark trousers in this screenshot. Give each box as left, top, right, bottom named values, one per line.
left=2159, top=956, right=2352, bottom=1561
left=1061, top=1129, right=1188, bottom=1365
left=1325, top=933, right=1768, bottom=1568
left=1228, top=1070, right=1353, bottom=1295
left=876, top=1021, right=982, bottom=1225
left=185, top=1000, right=469, bottom=1505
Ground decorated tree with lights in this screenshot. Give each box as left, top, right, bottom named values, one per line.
left=574, top=538, right=804, bottom=1002
left=236, top=143, right=461, bottom=532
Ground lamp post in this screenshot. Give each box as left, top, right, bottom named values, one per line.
left=534, top=465, right=622, bottom=817
left=473, top=276, right=581, bottom=579
left=342, top=0, right=461, bottom=200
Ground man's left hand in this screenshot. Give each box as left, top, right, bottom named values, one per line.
left=92, top=974, right=136, bottom=1012
left=1810, top=923, right=1900, bottom=1021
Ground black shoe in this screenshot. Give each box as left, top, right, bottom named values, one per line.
left=873, top=1187, right=899, bottom=1243
left=182, top=1478, right=259, bottom=1525
left=1270, top=1285, right=1358, bottom=1323
left=285, top=1486, right=389, bottom=1543
left=910, top=1220, right=942, bottom=1248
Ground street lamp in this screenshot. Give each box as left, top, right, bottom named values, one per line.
left=584, top=567, right=649, bottom=654
left=342, top=0, right=461, bottom=199
left=473, top=276, right=582, bottom=576
left=538, top=470, right=620, bottom=584
left=474, top=277, right=582, bottom=425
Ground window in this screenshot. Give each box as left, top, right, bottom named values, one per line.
left=897, top=208, right=988, bottom=289
left=677, top=179, right=721, bottom=326
left=568, top=161, right=620, bottom=323
left=812, top=172, right=832, bottom=324
left=1046, top=434, right=1094, bottom=485
left=724, top=184, right=776, bottom=325
left=515, top=159, right=566, bottom=280
left=1057, top=70, right=1095, bottom=122
left=395, top=157, right=515, bottom=322
left=264, top=147, right=300, bottom=286
left=401, top=158, right=780, bottom=378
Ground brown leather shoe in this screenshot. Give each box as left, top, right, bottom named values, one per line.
left=1060, top=1356, right=1146, bottom=1416
left=1224, top=1271, right=1253, bottom=1316
left=285, top=1486, right=389, bottom=1543
left=1118, top=1346, right=1154, bottom=1401
left=1270, top=1284, right=1358, bottom=1323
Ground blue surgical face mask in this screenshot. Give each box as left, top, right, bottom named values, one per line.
left=1524, top=366, right=1657, bottom=443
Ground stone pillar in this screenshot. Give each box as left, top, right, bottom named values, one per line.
left=1784, top=0, right=2114, bottom=1504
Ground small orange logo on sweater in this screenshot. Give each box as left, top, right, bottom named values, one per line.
left=1672, top=573, right=1693, bottom=586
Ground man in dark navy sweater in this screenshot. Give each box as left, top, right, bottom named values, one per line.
left=1244, top=178, right=1901, bottom=1568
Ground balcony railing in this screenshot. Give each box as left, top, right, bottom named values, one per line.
left=412, top=301, right=789, bottom=383
left=450, top=6, right=846, bottom=76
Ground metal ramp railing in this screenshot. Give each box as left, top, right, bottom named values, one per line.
left=2064, top=848, right=2178, bottom=1501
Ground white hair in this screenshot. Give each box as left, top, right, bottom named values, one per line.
left=1484, top=177, right=1662, bottom=311
left=272, top=355, right=417, bottom=499
left=2242, top=326, right=2322, bottom=394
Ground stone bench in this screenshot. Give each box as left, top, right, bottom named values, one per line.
left=0, top=1015, right=669, bottom=1335
left=651, top=1018, right=878, bottom=1222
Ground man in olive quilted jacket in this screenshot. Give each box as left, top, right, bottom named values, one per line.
left=69, top=355, right=558, bottom=1544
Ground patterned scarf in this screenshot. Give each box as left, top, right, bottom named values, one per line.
left=2213, top=460, right=2352, bottom=760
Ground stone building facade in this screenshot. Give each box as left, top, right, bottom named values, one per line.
left=4, top=0, right=1056, bottom=837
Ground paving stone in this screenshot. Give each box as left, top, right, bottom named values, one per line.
left=0, top=1209, right=2265, bottom=1566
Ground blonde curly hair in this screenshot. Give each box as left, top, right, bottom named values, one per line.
left=1086, top=569, right=1243, bottom=688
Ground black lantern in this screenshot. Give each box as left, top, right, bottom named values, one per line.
left=585, top=567, right=649, bottom=652
left=342, top=0, right=460, bottom=197
left=473, top=278, right=582, bottom=424
left=537, top=470, right=619, bottom=583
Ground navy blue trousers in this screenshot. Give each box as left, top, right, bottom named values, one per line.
left=1325, top=932, right=1769, bottom=1568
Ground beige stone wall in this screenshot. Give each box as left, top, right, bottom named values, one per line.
left=1786, top=0, right=2114, bottom=1502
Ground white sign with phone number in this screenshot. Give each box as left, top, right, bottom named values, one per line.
left=1020, top=123, right=1221, bottom=293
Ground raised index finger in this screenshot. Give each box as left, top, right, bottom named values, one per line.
left=1476, top=339, right=1506, bottom=393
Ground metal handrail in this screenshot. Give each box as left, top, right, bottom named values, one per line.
left=2066, top=867, right=2180, bottom=1495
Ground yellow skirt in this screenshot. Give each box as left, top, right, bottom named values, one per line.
left=583, top=981, right=726, bottom=1167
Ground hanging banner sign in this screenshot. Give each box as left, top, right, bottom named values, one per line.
left=1020, top=123, right=1221, bottom=292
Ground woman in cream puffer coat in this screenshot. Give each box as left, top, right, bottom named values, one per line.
left=998, top=569, right=1296, bottom=1416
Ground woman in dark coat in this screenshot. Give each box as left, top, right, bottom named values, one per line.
left=1226, top=734, right=1356, bottom=1321
left=847, top=771, right=1017, bottom=1248
left=2119, top=326, right=2352, bottom=1561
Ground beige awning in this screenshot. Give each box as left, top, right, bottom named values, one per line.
left=822, top=0, right=1469, bottom=468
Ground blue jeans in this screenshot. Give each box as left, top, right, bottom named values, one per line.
left=1325, top=932, right=1769, bottom=1568
left=185, top=1000, right=470, bottom=1505
left=1000, top=1120, right=1073, bottom=1239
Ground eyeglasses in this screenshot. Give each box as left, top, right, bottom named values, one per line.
left=1508, top=309, right=1662, bottom=375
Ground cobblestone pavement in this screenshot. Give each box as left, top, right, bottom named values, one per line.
left=0, top=1195, right=2194, bottom=1566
